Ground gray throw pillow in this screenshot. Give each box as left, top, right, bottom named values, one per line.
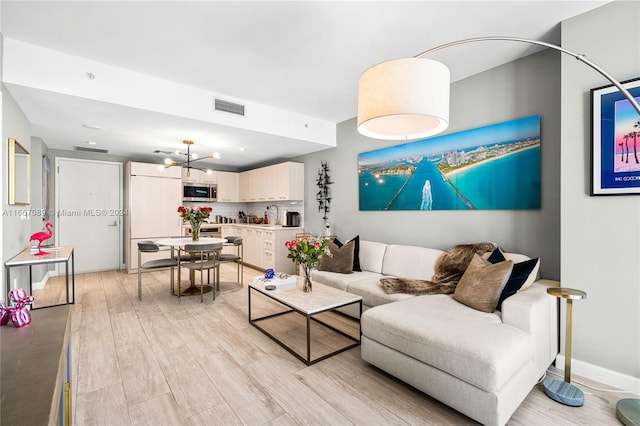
left=318, top=240, right=354, bottom=274
left=453, top=254, right=513, bottom=313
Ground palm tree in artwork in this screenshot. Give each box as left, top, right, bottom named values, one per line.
left=634, top=120, right=640, bottom=164
left=621, top=135, right=629, bottom=163
left=623, top=133, right=631, bottom=163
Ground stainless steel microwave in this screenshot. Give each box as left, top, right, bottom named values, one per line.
left=183, top=183, right=217, bottom=202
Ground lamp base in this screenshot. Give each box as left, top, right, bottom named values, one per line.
left=543, top=378, right=584, bottom=407
left=617, top=399, right=640, bottom=426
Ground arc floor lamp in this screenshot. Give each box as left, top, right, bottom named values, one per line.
left=357, top=36, right=640, bottom=141
left=356, top=36, right=640, bottom=423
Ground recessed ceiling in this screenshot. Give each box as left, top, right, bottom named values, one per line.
left=1, top=1, right=609, bottom=170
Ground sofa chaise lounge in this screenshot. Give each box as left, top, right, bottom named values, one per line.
left=312, top=240, right=558, bottom=426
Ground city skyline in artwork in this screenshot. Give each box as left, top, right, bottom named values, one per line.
left=358, top=115, right=541, bottom=211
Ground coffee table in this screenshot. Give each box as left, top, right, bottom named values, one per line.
left=248, top=277, right=362, bottom=365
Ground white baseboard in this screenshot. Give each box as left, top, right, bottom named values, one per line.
left=32, top=270, right=53, bottom=291
left=556, top=354, right=640, bottom=393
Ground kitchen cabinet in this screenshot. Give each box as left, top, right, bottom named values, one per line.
left=239, top=161, right=304, bottom=202
left=267, top=162, right=304, bottom=201
left=240, top=227, right=264, bottom=267
left=239, top=168, right=265, bottom=202
left=225, top=224, right=299, bottom=274
left=181, top=168, right=217, bottom=184
left=201, top=170, right=217, bottom=184
left=217, top=171, right=239, bottom=202
left=262, top=228, right=299, bottom=274
left=125, top=162, right=182, bottom=272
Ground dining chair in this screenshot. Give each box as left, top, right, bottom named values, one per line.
left=180, top=243, right=223, bottom=302
left=137, top=241, right=178, bottom=301
left=219, top=236, right=243, bottom=287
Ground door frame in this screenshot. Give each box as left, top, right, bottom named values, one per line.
left=54, top=157, right=124, bottom=273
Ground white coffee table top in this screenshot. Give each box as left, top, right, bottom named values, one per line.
left=249, top=277, right=362, bottom=315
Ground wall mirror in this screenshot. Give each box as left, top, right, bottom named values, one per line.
left=8, top=138, right=30, bottom=205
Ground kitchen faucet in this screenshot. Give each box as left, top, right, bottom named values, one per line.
left=267, top=205, right=280, bottom=224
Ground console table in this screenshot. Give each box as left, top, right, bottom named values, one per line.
left=5, top=246, right=75, bottom=309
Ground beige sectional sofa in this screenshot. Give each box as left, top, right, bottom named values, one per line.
left=311, top=240, right=558, bottom=426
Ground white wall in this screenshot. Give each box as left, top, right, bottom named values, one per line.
left=561, top=1, right=640, bottom=390
left=2, top=84, right=32, bottom=297
left=301, top=49, right=561, bottom=280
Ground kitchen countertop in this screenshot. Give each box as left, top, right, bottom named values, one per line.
left=219, top=223, right=304, bottom=230
left=182, top=223, right=303, bottom=230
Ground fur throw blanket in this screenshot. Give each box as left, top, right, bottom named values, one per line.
left=380, top=242, right=496, bottom=295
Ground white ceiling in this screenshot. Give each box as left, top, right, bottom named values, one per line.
left=1, top=1, right=609, bottom=170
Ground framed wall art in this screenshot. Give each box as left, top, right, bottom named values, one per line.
left=591, top=77, right=640, bottom=195
left=358, top=115, right=541, bottom=211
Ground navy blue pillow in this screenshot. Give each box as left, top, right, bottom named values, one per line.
left=333, top=235, right=361, bottom=272
left=487, top=249, right=539, bottom=311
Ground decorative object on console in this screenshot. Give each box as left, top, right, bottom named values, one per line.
left=284, top=236, right=330, bottom=292
left=1, top=289, right=35, bottom=327
left=358, top=115, right=541, bottom=211
left=163, top=140, right=221, bottom=177
left=177, top=205, right=212, bottom=241
left=29, top=221, right=53, bottom=256
left=543, top=287, right=587, bottom=407
left=316, top=161, right=332, bottom=220
left=357, top=36, right=640, bottom=141
left=590, top=77, right=640, bottom=195
left=264, top=268, right=275, bottom=280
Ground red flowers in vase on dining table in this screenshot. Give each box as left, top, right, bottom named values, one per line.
left=178, top=206, right=213, bottom=240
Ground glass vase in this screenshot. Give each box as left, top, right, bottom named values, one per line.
left=191, top=222, right=200, bottom=241
left=302, top=264, right=312, bottom=292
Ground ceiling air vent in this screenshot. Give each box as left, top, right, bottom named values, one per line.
left=153, top=150, right=173, bottom=155
left=214, top=98, right=245, bottom=116
left=73, top=146, right=109, bottom=154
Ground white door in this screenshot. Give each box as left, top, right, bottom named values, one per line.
left=55, top=158, right=122, bottom=273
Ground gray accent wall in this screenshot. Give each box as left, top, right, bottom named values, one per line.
left=561, top=1, right=640, bottom=382
left=301, top=48, right=561, bottom=280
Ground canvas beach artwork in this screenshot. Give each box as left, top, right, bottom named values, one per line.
left=358, top=115, right=541, bottom=211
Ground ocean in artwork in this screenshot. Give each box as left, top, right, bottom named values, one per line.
left=358, top=115, right=541, bottom=211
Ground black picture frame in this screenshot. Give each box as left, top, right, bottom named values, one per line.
left=591, top=77, right=640, bottom=195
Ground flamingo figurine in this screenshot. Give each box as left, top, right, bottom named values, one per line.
left=30, top=222, right=53, bottom=256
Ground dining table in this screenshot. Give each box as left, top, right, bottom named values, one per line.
left=155, top=237, right=226, bottom=296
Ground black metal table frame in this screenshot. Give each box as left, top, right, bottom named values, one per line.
left=248, top=285, right=362, bottom=365
left=5, top=248, right=75, bottom=310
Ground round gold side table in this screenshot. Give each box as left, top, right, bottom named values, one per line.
left=543, top=286, right=587, bottom=407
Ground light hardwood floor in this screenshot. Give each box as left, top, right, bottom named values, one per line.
left=33, top=265, right=632, bottom=425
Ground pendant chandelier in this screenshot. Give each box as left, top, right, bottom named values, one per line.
left=164, top=140, right=220, bottom=176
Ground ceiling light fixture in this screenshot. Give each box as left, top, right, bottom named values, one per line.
left=164, top=140, right=221, bottom=176
left=82, top=124, right=102, bottom=131
left=357, top=36, right=640, bottom=141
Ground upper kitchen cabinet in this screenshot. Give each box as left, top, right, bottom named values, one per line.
left=217, top=171, right=239, bottom=202
left=239, top=162, right=303, bottom=202
left=181, top=168, right=217, bottom=184
left=132, top=161, right=181, bottom=179
left=269, top=162, right=304, bottom=201
left=239, top=168, right=264, bottom=202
